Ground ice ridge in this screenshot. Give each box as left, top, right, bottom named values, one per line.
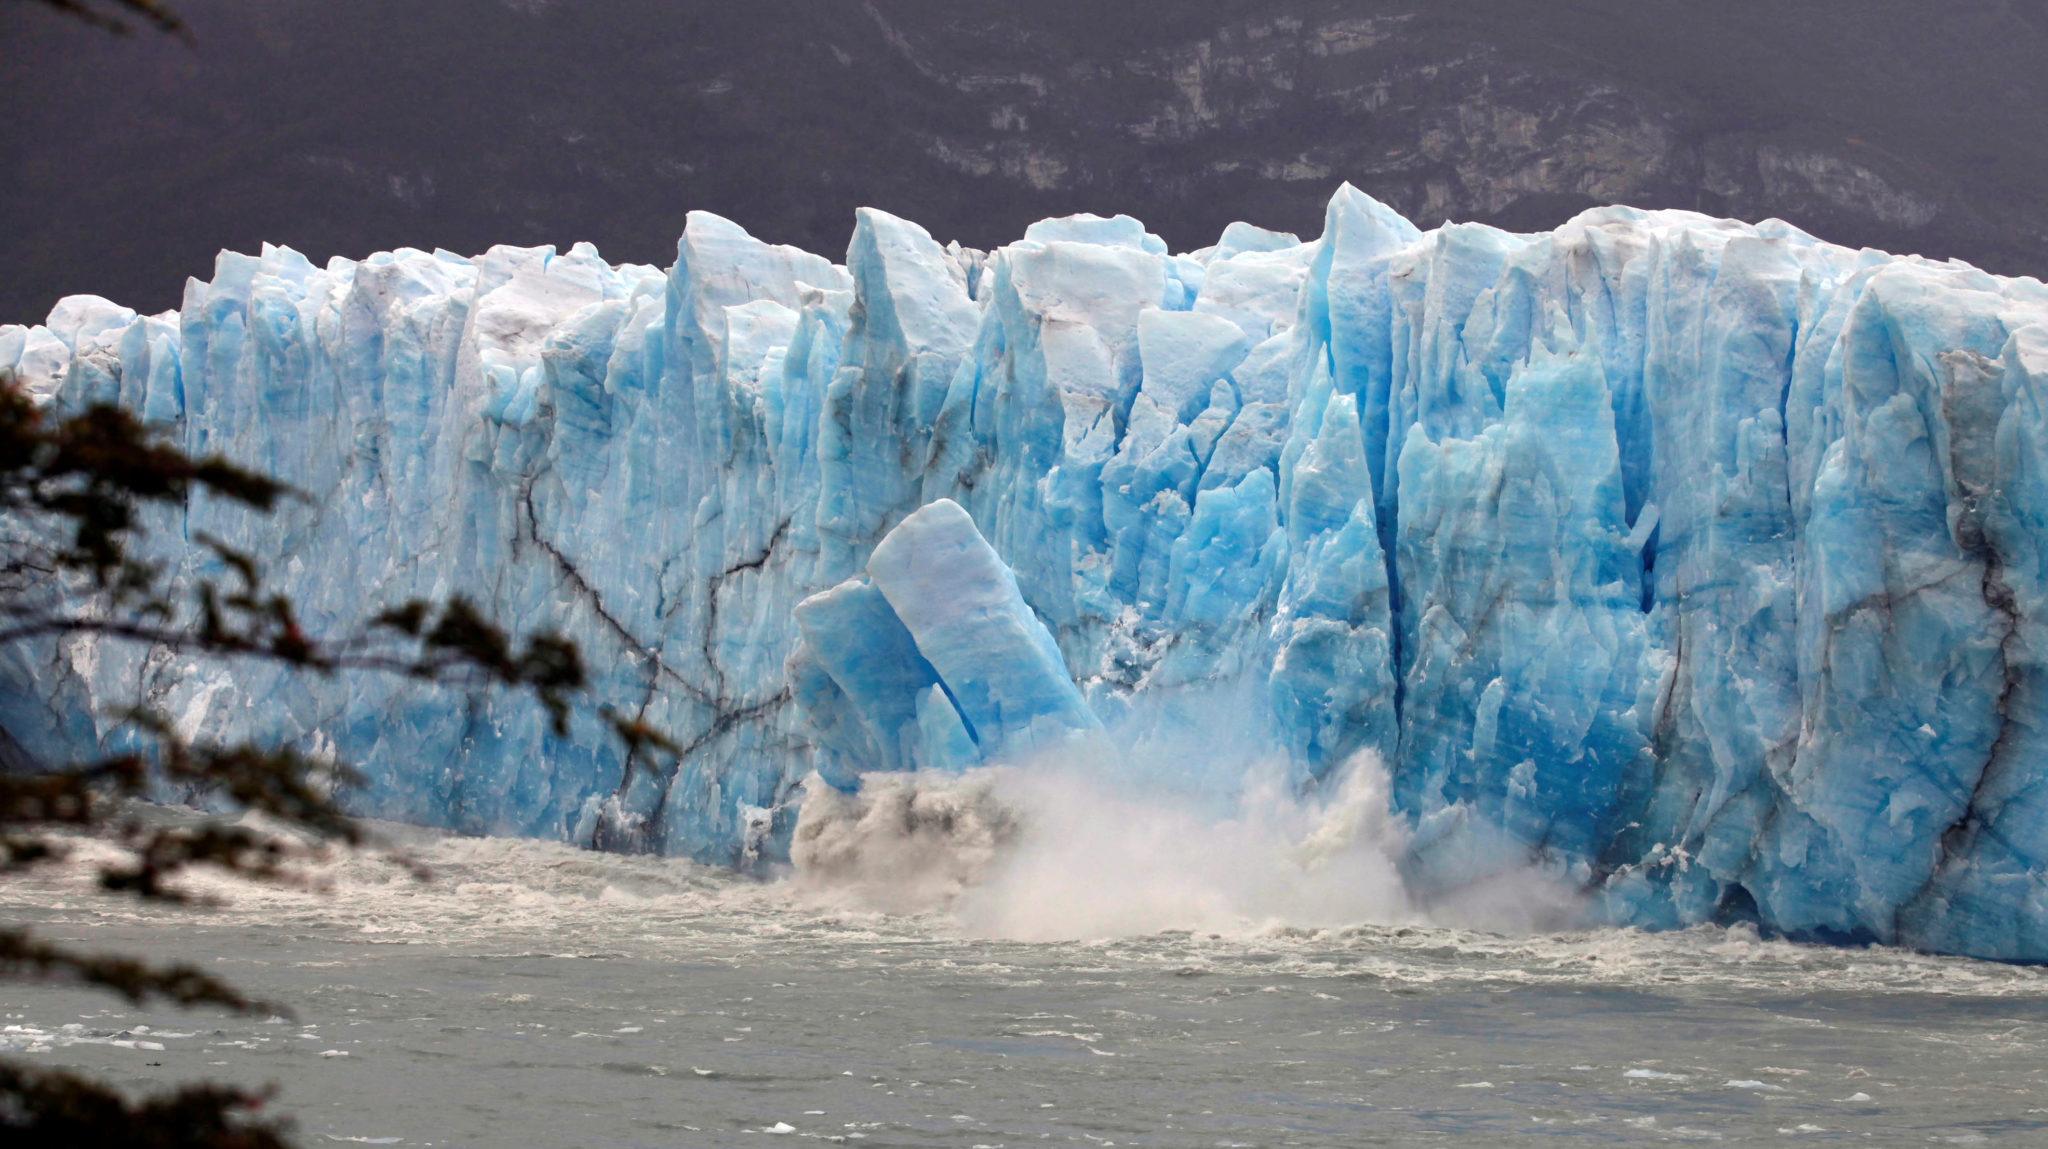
left=7, top=188, right=2048, bottom=959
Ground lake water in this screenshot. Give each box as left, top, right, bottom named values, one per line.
left=6, top=805, right=2048, bottom=1147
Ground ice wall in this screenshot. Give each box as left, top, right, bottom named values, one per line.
left=8, top=188, right=2048, bottom=958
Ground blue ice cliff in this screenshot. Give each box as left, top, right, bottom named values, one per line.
left=7, top=187, right=2048, bottom=959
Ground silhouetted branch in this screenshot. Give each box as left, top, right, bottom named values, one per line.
left=603, top=705, right=685, bottom=783
left=0, top=927, right=275, bottom=1015
left=0, top=352, right=650, bottom=1146
left=0, top=1062, right=290, bottom=1148
left=23, top=0, right=191, bottom=43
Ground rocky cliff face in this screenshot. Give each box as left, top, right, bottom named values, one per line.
left=859, top=0, right=2043, bottom=268
left=4, top=0, right=2045, bottom=323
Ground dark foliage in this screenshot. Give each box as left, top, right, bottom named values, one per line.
left=0, top=343, right=667, bottom=1131
left=0, top=925, right=267, bottom=1015
left=0, top=5, right=689, bottom=1141
left=0, top=368, right=334, bottom=1139
left=0, top=1061, right=289, bottom=1148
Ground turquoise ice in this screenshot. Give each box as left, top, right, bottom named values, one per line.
left=8, top=188, right=2048, bottom=958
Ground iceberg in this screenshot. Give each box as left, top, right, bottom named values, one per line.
left=7, top=188, right=2048, bottom=959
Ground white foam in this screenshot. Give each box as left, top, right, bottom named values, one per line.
left=7, top=803, right=2046, bottom=1000
left=786, top=751, right=1545, bottom=941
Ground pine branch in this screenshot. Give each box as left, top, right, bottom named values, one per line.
left=0, top=927, right=277, bottom=1015
left=0, top=369, right=648, bottom=1148
left=0, top=1060, right=291, bottom=1148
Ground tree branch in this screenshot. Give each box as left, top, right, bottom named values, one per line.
left=0, top=927, right=278, bottom=1016
left=25, top=0, right=190, bottom=42
left=0, top=1061, right=291, bottom=1148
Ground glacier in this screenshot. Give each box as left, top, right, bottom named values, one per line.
left=7, top=185, right=2048, bottom=959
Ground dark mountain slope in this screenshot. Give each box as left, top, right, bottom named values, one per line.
left=4, top=0, right=2044, bottom=321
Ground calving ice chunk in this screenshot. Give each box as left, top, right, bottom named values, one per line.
left=791, top=499, right=1102, bottom=786
left=8, top=186, right=2048, bottom=960
left=861, top=500, right=1101, bottom=758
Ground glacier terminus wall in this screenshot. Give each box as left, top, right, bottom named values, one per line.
left=7, top=186, right=2048, bottom=959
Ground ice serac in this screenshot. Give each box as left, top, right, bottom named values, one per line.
left=10, top=190, right=2048, bottom=959
left=867, top=499, right=1100, bottom=759
left=793, top=499, right=1100, bottom=777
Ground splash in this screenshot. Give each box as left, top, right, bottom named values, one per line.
left=787, top=751, right=1585, bottom=941
left=788, top=769, right=1017, bottom=914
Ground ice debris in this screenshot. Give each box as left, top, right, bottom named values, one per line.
left=8, top=188, right=2048, bottom=959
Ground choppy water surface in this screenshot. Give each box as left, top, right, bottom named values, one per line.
left=6, top=822, right=2048, bottom=1147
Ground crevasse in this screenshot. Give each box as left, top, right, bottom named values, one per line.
left=7, top=187, right=2048, bottom=959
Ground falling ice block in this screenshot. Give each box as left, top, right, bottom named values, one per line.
left=865, top=500, right=1102, bottom=760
